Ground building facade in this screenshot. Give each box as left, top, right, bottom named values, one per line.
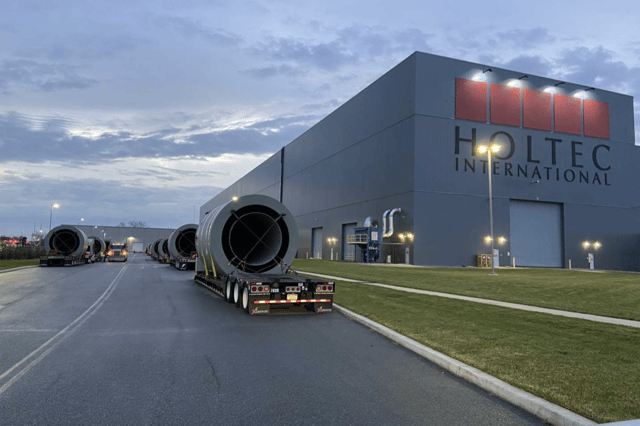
left=201, top=52, right=639, bottom=271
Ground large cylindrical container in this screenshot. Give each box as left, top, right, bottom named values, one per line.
left=168, top=224, right=197, bottom=260
left=151, top=239, right=162, bottom=257
left=89, top=236, right=106, bottom=255
left=196, top=194, right=298, bottom=275
left=44, top=225, right=90, bottom=257
left=158, top=239, right=169, bottom=258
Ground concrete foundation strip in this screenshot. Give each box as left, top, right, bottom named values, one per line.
left=333, top=303, right=597, bottom=426
left=299, top=271, right=640, bottom=329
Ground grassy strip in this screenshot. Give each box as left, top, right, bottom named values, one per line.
left=0, top=258, right=39, bottom=270
left=331, top=279, right=640, bottom=423
left=292, top=259, right=640, bottom=321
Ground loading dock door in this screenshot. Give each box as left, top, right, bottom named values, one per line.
left=510, top=201, right=563, bottom=267
left=312, top=227, right=323, bottom=259
left=342, top=223, right=357, bottom=261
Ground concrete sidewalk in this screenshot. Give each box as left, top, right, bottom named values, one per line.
left=299, top=270, right=640, bottom=329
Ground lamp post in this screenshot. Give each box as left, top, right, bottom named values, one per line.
left=582, top=241, right=601, bottom=269
left=49, top=203, right=60, bottom=232
left=485, top=235, right=507, bottom=267
left=478, top=143, right=501, bottom=275
left=327, top=237, right=337, bottom=260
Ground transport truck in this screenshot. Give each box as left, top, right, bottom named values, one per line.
left=40, top=225, right=91, bottom=267
left=167, top=223, right=198, bottom=270
left=107, top=243, right=128, bottom=262
left=194, top=194, right=334, bottom=315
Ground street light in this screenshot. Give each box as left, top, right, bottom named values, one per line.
left=583, top=240, right=601, bottom=269
left=478, top=143, right=501, bottom=275
left=78, top=218, right=84, bottom=225
left=49, top=203, right=60, bottom=232
left=327, top=237, right=338, bottom=260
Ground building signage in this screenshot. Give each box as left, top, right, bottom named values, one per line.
left=454, top=126, right=612, bottom=186
left=454, top=77, right=612, bottom=186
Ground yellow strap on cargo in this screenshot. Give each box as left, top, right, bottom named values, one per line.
left=209, top=254, right=217, bottom=278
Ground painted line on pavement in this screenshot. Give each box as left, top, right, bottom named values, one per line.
left=334, top=304, right=596, bottom=426
left=299, top=271, right=640, bottom=328
left=0, top=264, right=129, bottom=396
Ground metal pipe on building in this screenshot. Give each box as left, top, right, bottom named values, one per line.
left=383, top=208, right=402, bottom=238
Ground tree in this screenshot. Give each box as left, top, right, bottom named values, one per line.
left=118, top=222, right=126, bottom=227
left=128, top=221, right=149, bottom=228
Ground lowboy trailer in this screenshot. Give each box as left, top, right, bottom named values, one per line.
left=195, top=270, right=334, bottom=315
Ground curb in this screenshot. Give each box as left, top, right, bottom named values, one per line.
left=0, top=265, right=38, bottom=274
left=333, top=304, right=596, bottom=426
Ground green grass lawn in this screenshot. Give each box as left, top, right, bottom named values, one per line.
left=0, top=259, right=39, bottom=270
left=292, top=259, right=640, bottom=321
left=291, top=260, right=640, bottom=423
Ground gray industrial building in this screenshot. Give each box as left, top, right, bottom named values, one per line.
left=201, top=51, right=639, bottom=271
left=68, top=224, right=175, bottom=253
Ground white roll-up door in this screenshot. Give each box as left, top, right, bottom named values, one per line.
left=510, top=201, right=563, bottom=267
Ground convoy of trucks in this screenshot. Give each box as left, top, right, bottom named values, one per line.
left=40, top=195, right=334, bottom=315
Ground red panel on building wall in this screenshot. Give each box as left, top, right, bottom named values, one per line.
left=455, top=78, right=487, bottom=122
left=554, top=94, right=582, bottom=135
left=584, top=99, right=610, bottom=139
left=490, top=84, right=520, bottom=127
left=523, top=89, right=551, bottom=131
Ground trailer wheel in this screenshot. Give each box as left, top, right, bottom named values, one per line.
left=242, top=286, right=250, bottom=313
left=225, top=279, right=234, bottom=303
left=234, top=282, right=241, bottom=308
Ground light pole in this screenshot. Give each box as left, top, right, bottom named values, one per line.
left=478, top=143, right=501, bottom=275
left=327, top=237, right=337, bottom=260
left=49, top=203, right=60, bottom=232
left=582, top=241, right=601, bottom=269
left=78, top=218, right=84, bottom=225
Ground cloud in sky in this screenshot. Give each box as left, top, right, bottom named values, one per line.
left=1, top=0, right=639, bottom=236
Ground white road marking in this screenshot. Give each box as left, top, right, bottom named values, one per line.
left=0, top=264, right=129, bottom=395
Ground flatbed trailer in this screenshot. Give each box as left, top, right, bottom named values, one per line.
left=174, top=257, right=196, bottom=270
left=194, top=270, right=334, bottom=315
left=39, top=254, right=85, bottom=267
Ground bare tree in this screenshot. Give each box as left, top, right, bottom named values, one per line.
left=128, top=221, right=149, bottom=228
left=118, top=222, right=126, bottom=227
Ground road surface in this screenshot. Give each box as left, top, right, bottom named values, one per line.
left=0, top=254, right=547, bottom=425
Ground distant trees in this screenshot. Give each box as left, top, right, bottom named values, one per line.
left=128, top=221, right=148, bottom=228
left=115, top=221, right=149, bottom=228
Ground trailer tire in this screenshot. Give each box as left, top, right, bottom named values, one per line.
left=242, top=286, right=250, bottom=313
left=225, top=279, right=234, bottom=303
left=234, top=282, right=241, bottom=308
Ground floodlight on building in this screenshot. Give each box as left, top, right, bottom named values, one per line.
left=583, top=240, right=591, bottom=249
left=497, top=236, right=507, bottom=245
left=593, top=241, right=602, bottom=250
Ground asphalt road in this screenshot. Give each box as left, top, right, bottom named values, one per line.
left=0, top=254, right=548, bottom=426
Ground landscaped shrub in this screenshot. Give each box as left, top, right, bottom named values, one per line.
left=0, top=246, right=47, bottom=260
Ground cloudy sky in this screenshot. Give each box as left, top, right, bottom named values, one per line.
left=1, top=0, right=639, bottom=238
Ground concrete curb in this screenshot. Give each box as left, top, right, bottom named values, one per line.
left=0, top=265, right=38, bottom=274
left=333, top=304, right=597, bottom=426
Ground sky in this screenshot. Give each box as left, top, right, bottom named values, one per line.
left=1, top=0, right=639, bottom=238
